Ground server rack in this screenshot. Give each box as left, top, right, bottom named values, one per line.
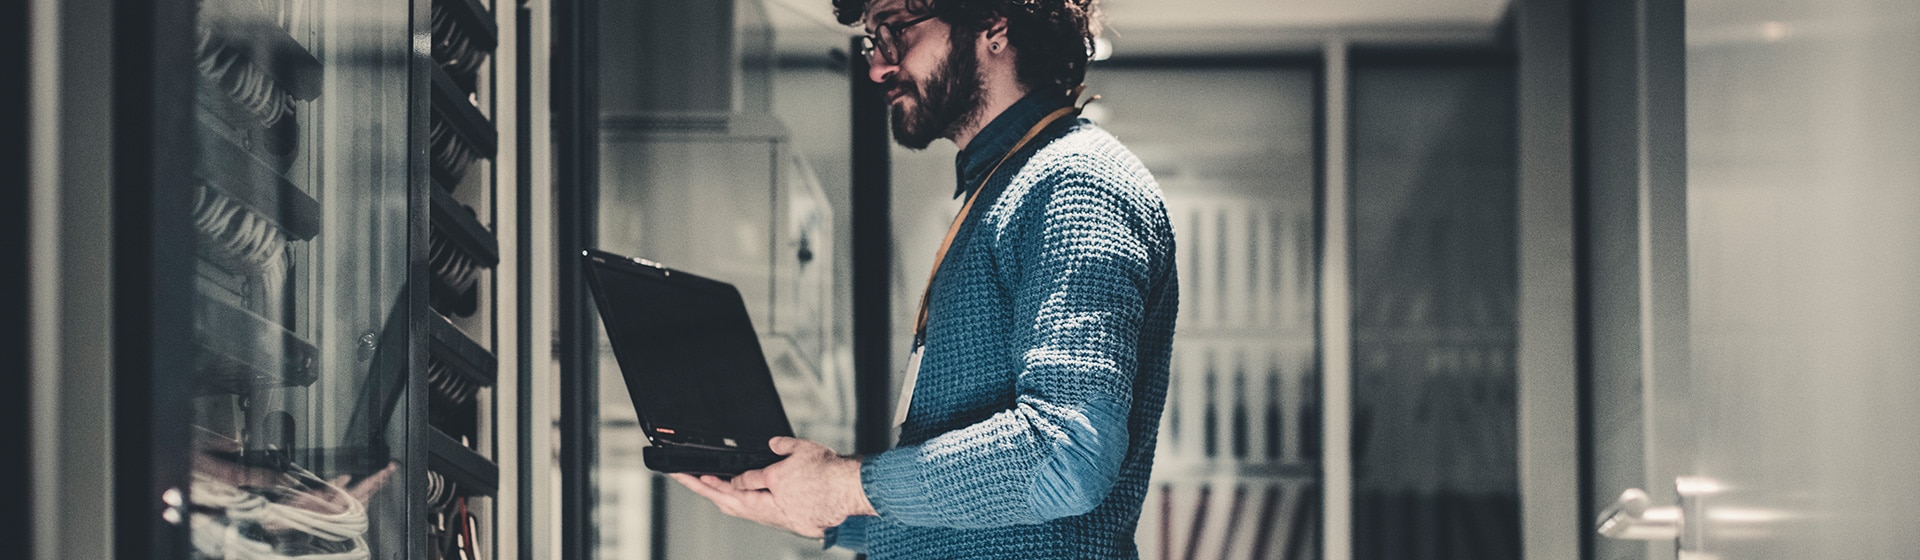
left=113, top=0, right=531, bottom=557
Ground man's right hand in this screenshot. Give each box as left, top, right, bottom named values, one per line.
left=670, top=473, right=828, bottom=539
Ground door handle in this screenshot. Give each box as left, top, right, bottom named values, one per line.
left=1596, top=488, right=1682, bottom=540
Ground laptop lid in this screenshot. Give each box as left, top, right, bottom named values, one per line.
left=581, top=249, right=794, bottom=452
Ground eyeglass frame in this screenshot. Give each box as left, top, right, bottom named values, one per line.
left=859, top=13, right=939, bottom=66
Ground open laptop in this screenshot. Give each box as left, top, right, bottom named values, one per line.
left=581, top=249, right=794, bottom=476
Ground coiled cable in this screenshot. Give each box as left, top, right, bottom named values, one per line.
left=429, top=118, right=480, bottom=187
left=427, top=357, right=479, bottom=406
left=431, top=1, right=490, bottom=80
left=194, top=25, right=294, bottom=129
left=190, top=466, right=370, bottom=560
left=192, top=184, right=291, bottom=299
left=428, top=229, right=481, bottom=297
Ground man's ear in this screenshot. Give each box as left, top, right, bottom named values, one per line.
left=984, top=16, right=1009, bottom=43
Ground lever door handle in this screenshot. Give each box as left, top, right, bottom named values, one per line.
left=1596, top=488, right=1682, bottom=540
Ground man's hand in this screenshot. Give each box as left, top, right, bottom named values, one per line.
left=670, top=437, right=876, bottom=539
left=670, top=473, right=825, bottom=538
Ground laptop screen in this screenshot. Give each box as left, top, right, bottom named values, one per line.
left=586, top=254, right=793, bottom=450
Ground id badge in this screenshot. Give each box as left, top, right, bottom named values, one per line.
left=893, top=344, right=924, bottom=427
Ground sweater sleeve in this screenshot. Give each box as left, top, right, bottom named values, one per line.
left=861, top=166, right=1152, bottom=529
left=821, top=515, right=872, bottom=553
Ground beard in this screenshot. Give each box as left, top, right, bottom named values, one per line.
left=887, top=31, right=985, bottom=150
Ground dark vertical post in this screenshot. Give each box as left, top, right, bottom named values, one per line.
left=115, top=0, right=197, bottom=556
left=555, top=0, right=601, bottom=556
left=2, top=0, right=30, bottom=556
left=1579, top=0, right=1692, bottom=558
left=849, top=37, right=893, bottom=457
left=514, top=2, right=537, bottom=559
left=407, top=0, right=433, bottom=557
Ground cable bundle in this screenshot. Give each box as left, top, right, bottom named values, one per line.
left=430, top=1, right=491, bottom=81
left=190, top=468, right=370, bottom=560
left=425, top=470, right=459, bottom=513
left=192, top=184, right=290, bottom=292
left=430, top=118, right=481, bottom=188
left=428, top=228, right=482, bottom=298
left=429, top=498, right=482, bottom=560
left=195, top=26, right=295, bottom=129
left=427, top=357, right=480, bottom=407
left=425, top=473, right=482, bottom=560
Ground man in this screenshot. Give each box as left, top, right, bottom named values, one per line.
left=672, top=0, right=1177, bottom=556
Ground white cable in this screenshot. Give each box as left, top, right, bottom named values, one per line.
left=191, top=469, right=372, bottom=560
left=192, top=184, right=291, bottom=282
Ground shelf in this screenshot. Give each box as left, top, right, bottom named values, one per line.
left=193, top=293, right=319, bottom=394
left=199, top=0, right=324, bottom=101
left=431, top=66, right=498, bottom=159
left=430, top=311, right=497, bottom=388
left=428, top=427, right=498, bottom=496
left=436, top=0, right=499, bottom=54
left=195, top=117, right=323, bottom=240
left=430, top=182, right=500, bottom=268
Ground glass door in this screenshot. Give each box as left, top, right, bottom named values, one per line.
left=1672, top=0, right=1920, bottom=557
left=184, top=0, right=416, bottom=556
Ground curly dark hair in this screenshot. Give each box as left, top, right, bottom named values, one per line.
left=834, top=0, right=1102, bottom=92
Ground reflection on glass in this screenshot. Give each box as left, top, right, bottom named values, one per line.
left=1086, top=67, right=1322, bottom=560
left=1351, top=62, right=1518, bottom=560
left=592, top=2, right=857, bottom=557
left=187, top=0, right=413, bottom=557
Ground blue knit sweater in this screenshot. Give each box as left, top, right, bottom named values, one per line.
left=828, top=90, right=1178, bottom=558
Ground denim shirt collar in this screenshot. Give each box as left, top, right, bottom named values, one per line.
left=954, top=88, right=1076, bottom=199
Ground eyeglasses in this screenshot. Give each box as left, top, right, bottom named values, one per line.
left=859, top=13, right=938, bottom=66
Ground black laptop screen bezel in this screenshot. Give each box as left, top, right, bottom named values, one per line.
left=580, top=249, right=795, bottom=452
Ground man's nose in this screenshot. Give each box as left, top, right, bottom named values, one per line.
left=867, top=59, right=897, bottom=85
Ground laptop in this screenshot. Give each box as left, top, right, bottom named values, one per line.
left=581, top=249, right=794, bottom=476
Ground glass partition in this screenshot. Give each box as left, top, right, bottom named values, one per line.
left=185, top=0, right=416, bottom=556
left=1087, top=66, right=1324, bottom=560
left=1350, top=59, right=1519, bottom=560
left=1683, top=0, right=1920, bottom=556
left=593, top=1, right=859, bottom=558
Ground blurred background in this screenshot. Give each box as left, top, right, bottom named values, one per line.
left=16, top=0, right=1920, bottom=559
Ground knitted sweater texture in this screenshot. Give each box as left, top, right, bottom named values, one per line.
left=832, top=91, right=1178, bottom=559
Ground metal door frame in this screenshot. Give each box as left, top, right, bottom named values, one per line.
left=1574, top=0, right=1692, bottom=558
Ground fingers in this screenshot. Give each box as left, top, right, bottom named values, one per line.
left=732, top=468, right=770, bottom=491
left=672, top=473, right=831, bottom=539
left=672, top=474, right=742, bottom=514
left=768, top=436, right=800, bottom=455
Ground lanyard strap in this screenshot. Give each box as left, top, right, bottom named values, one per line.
left=913, top=89, right=1095, bottom=342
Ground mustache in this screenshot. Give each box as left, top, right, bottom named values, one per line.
left=885, top=76, right=918, bottom=100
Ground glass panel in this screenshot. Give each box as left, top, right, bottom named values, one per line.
left=1685, top=1, right=1920, bottom=557
left=1083, top=67, right=1322, bottom=560
left=593, top=2, right=858, bottom=558
left=1350, top=62, right=1519, bottom=560
left=186, top=0, right=414, bottom=557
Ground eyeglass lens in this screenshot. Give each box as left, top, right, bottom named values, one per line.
left=874, top=25, right=899, bottom=64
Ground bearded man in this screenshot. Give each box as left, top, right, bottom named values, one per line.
left=672, top=0, right=1178, bottom=557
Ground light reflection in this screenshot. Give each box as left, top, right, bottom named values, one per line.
left=1759, top=21, right=1792, bottom=42
left=1677, top=476, right=1727, bottom=496
left=1091, top=37, right=1113, bottom=61
left=1707, top=507, right=1795, bottom=524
